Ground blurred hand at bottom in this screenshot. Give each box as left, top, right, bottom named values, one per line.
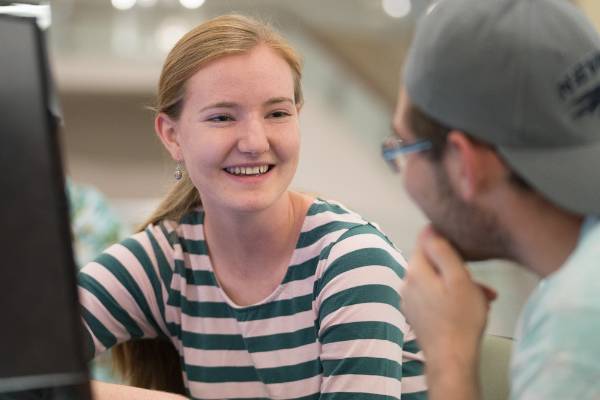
left=403, top=226, right=497, bottom=378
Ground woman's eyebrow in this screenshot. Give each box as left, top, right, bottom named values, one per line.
left=264, top=97, right=294, bottom=106
left=199, top=97, right=294, bottom=112
left=199, top=101, right=238, bottom=112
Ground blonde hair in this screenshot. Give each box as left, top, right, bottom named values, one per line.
left=111, top=14, right=303, bottom=393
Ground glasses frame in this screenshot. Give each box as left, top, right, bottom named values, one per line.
left=381, top=137, right=432, bottom=173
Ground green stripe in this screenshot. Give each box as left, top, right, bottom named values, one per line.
left=320, top=321, right=403, bottom=345
left=402, top=391, right=428, bottom=400
left=174, top=259, right=185, bottom=276
left=179, top=210, right=203, bottom=225
left=177, top=264, right=218, bottom=286
left=185, top=364, right=259, bottom=383
left=289, top=395, right=320, bottom=400
left=95, top=252, right=163, bottom=335
left=319, top=392, right=404, bottom=400
left=79, top=272, right=143, bottom=338
left=256, top=359, right=320, bottom=384
left=166, top=321, right=181, bottom=338
left=316, top=247, right=405, bottom=299
left=316, top=223, right=398, bottom=265
left=80, top=305, right=117, bottom=350
left=229, top=398, right=270, bottom=400
left=403, top=339, right=421, bottom=355
left=181, top=330, right=246, bottom=350
left=166, top=287, right=183, bottom=308
left=245, top=326, right=316, bottom=352
left=306, top=200, right=351, bottom=216
left=180, top=296, right=233, bottom=318
left=339, top=223, right=394, bottom=246
left=181, top=238, right=208, bottom=255
left=319, top=284, right=400, bottom=321
left=282, top=256, right=319, bottom=284
left=320, top=394, right=397, bottom=400
left=158, top=221, right=179, bottom=248
left=234, top=293, right=313, bottom=321
left=124, top=234, right=169, bottom=331
left=402, top=360, right=425, bottom=378
left=322, top=357, right=401, bottom=379
left=297, top=221, right=361, bottom=249
left=167, top=323, right=316, bottom=352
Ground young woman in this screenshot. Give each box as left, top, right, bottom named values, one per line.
left=79, top=14, right=426, bottom=400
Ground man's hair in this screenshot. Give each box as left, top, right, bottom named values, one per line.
left=406, top=102, right=532, bottom=190
left=406, top=102, right=450, bottom=161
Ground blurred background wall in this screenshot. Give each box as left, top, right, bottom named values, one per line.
left=42, top=0, right=600, bottom=338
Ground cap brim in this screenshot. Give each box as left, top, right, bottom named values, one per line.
left=499, top=142, right=600, bottom=215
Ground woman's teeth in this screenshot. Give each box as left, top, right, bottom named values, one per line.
left=225, top=165, right=269, bottom=176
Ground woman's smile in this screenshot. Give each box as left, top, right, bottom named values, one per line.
left=222, top=163, right=275, bottom=184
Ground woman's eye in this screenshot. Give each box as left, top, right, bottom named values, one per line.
left=269, top=110, right=291, bottom=118
left=207, top=114, right=234, bottom=123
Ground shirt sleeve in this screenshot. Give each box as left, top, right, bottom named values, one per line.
left=77, top=222, right=177, bottom=358
left=511, top=306, right=600, bottom=399
left=314, top=224, right=427, bottom=400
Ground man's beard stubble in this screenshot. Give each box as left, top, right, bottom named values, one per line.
left=429, top=166, right=512, bottom=262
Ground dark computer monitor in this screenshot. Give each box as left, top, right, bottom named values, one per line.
left=0, top=13, right=91, bottom=399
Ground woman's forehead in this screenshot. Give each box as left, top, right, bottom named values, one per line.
left=184, top=46, right=296, bottom=103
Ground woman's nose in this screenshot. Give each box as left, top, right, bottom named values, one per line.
left=237, top=118, right=270, bottom=155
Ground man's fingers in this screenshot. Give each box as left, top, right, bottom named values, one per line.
left=420, top=226, right=470, bottom=283
left=477, top=282, right=498, bottom=302
left=407, top=238, right=438, bottom=283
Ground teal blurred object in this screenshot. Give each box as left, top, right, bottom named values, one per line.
left=480, top=334, right=513, bottom=400
left=66, top=179, right=126, bottom=383
left=67, top=179, right=125, bottom=267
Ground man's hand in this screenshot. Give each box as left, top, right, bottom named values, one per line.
left=403, top=226, right=497, bottom=400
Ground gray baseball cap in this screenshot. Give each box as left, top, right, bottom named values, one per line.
left=404, top=0, right=600, bottom=215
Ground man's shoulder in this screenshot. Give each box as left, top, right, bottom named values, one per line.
left=539, top=216, right=600, bottom=302
left=517, top=216, right=600, bottom=344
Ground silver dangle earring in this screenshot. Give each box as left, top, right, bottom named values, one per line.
left=174, top=162, right=183, bottom=181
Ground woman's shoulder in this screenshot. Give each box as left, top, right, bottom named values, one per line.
left=299, top=197, right=397, bottom=254
left=308, top=200, right=407, bottom=301
left=304, top=197, right=366, bottom=225
left=303, top=198, right=387, bottom=237
left=141, top=207, right=206, bottom=249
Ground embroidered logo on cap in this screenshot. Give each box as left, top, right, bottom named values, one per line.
left=557, top=51, right=600, bottom=119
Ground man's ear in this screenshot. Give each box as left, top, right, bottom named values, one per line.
left=444, top=131, right=497, bottom=202
left=155, top=112, right=182, bottom=161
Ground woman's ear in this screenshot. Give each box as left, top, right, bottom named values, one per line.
left=155, top=112, right=182, bottom=161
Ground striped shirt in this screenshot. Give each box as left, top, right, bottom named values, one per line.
left=79, top=198, right=427, bottom=399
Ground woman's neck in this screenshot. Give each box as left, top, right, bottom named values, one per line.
left=202, top=191, right=312, bottom=273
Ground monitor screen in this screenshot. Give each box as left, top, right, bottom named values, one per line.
left=0, top=13, right=89, bottom=395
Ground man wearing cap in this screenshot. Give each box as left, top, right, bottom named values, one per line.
left=386, top=0, right=600, bottom=398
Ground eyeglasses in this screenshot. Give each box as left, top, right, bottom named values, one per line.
left=381, top=136, right=432, bottom=173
